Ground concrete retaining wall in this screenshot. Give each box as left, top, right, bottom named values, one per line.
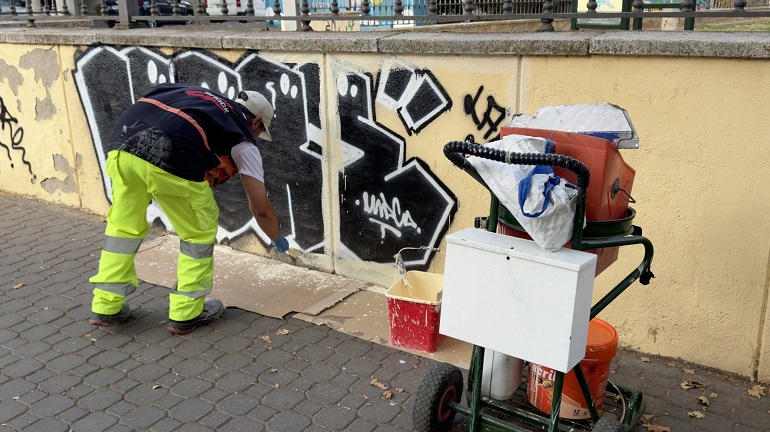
left=1, top=26, right=769, bottom=380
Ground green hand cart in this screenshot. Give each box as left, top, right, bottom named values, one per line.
left=413, top=141, right=655, bottom=432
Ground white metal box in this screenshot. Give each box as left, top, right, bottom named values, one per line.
left=440, top=228, right=597, bottom=372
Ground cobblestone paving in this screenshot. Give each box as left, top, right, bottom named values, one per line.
left=0, top=192, right=767, bottom=432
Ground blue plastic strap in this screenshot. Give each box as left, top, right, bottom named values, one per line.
left=518, top=165, right=562, bottom=218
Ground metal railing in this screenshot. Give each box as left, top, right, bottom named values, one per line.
left=2, top=0, right=769, bottom=31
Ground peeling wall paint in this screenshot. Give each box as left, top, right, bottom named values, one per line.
left=19, top=49, right=60, bottom=121
left=0, top=59, right=24, bottom=97
left=41, top=153, right=81, bottom=193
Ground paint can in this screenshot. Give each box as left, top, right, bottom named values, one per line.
left=527, top=318, right=618, bottom=419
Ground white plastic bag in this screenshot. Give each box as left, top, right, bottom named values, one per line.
left=468, top=134, right=579, bottom=252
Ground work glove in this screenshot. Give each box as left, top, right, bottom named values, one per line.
left=272, top=236, right=289, bottom=253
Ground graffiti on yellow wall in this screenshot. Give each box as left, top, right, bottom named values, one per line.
left=0, top=95, right=35, bottom=184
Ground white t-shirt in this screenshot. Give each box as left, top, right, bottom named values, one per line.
left=230, top=142, right=264, bottom=183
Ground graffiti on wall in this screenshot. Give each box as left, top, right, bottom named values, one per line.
left=73, top=46, right=325, bottom=254
left=0, top=95, right=35, bottom=183
left=73, top=46, right=459, bottom=268
left=376, top=60, right=452, bottom=136
left=463, top=85, right=508, bottom=143
left=336, top=59, right=456, bottom=266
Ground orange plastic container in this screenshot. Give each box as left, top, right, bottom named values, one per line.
left=527, top=318, right=619, bottom=419
left=497, top=128, right=636, bottom=274
left=500, top=128, right=636, bottom=222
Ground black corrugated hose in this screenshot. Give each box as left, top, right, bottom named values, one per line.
left=443, top=141, right=591, bottom=190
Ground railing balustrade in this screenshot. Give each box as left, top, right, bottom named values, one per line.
left=2, top=0, right=768, bottom=31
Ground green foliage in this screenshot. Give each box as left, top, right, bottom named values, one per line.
left=695, top=19, right=770, bottom=31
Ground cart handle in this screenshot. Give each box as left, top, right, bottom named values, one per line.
left=444, top=140, right=591, bottom=248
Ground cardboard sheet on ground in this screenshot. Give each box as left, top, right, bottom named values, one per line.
left=137, top=235, right=471, bottom=369
left=135, top=235, right=366, bottom=319
left=294, top=289, right=472, bottom=370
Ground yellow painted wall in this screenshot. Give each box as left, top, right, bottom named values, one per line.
left=2, top=41, right=769, bottom=381
left=0, top=45, right=83, bottom=209
left=520, top=56, right=770, bottom=378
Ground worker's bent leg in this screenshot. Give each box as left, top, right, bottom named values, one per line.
left=148, top=164, right=219, bottom=322
left=90, top=151, right=151, bottom=315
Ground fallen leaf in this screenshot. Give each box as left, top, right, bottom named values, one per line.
left=698, top=396, right=710, bottom=406
left=666, top=361, right=676, bottom=367
left=641, top=357, right=651, bottom=363
left=12, top=283, right=23, bottom=289
left=688, top=411, right=705, bottom=418
left=370, top=377, right=389, bottom=390
left=640, top=414, right=672, bottom=431
left=748, top=384, right=766, bottom=398
left=260, top=335, right=272, bottom=343
left=710, top=392, right=718, bottom=398
left=395, top=388, right=404, bottom=393
left=383, top=391, right=392, bottom=400
left=681, top=380, right=707, bottom=390
left=152, top=384, right=162, bottom=389
left=276, top=329, right=290, bottom=335
left=682, top=368, right=695, bottom=374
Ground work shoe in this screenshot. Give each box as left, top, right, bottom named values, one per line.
left=167, top=299, right=225, bottom=335
left=89, top=303, right=131, bottom=326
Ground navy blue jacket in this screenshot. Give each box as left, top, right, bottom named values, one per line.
left=107, top=83, right=256, bottom=186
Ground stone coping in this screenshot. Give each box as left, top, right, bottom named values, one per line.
left=0, top=24, right=769, bottom=58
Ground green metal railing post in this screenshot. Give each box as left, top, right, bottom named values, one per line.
left=547, top=371, right=564, bottom=432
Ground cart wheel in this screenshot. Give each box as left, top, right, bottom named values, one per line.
left=591, top=418, right=625, bottom=432
left=413, top=362, right=464, bottom=432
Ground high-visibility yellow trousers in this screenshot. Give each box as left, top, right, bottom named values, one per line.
left=90, top=150, right=219, bottom=321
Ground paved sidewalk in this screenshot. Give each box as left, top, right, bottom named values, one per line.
left=0, top=192, right=767, bottom=432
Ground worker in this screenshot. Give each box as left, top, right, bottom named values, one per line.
left=88, top=83, right=288, bottom=335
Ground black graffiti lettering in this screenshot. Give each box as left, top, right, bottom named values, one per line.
left=361, top=191, right=419, bottom=239
left=338, top=70, right=456, bottom=266
left=73, top=46, right=455, bottom=267
left=377, top=65, right=451, bottom=136
left=74, top=46, right=324, bottom=253
left=0, top=96, right=34, bottom=180
left=463, top=86, right=507, bottom=140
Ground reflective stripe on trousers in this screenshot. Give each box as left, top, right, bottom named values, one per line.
left=90, top=150, right=219, bottom=320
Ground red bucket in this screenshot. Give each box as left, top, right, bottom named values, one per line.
left=527, top=318, right=618, bottom=419
left=386, top=271, right=445, bottom=353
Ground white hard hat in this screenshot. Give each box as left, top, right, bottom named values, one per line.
left=235, top=90, right=274, bottom=141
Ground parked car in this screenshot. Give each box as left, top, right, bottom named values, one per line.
left=139, top=0, right=194, bottom=16
left=0, top=0, right=27, bottom=14
left=104, top=0, right=119, bottom=15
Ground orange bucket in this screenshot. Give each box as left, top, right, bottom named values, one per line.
left=527, top=318, right=618, bottom=419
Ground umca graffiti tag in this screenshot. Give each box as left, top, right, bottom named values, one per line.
left=0, top=96, right=35, bottom=182
left=358, top=191, right=420, bottom=239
